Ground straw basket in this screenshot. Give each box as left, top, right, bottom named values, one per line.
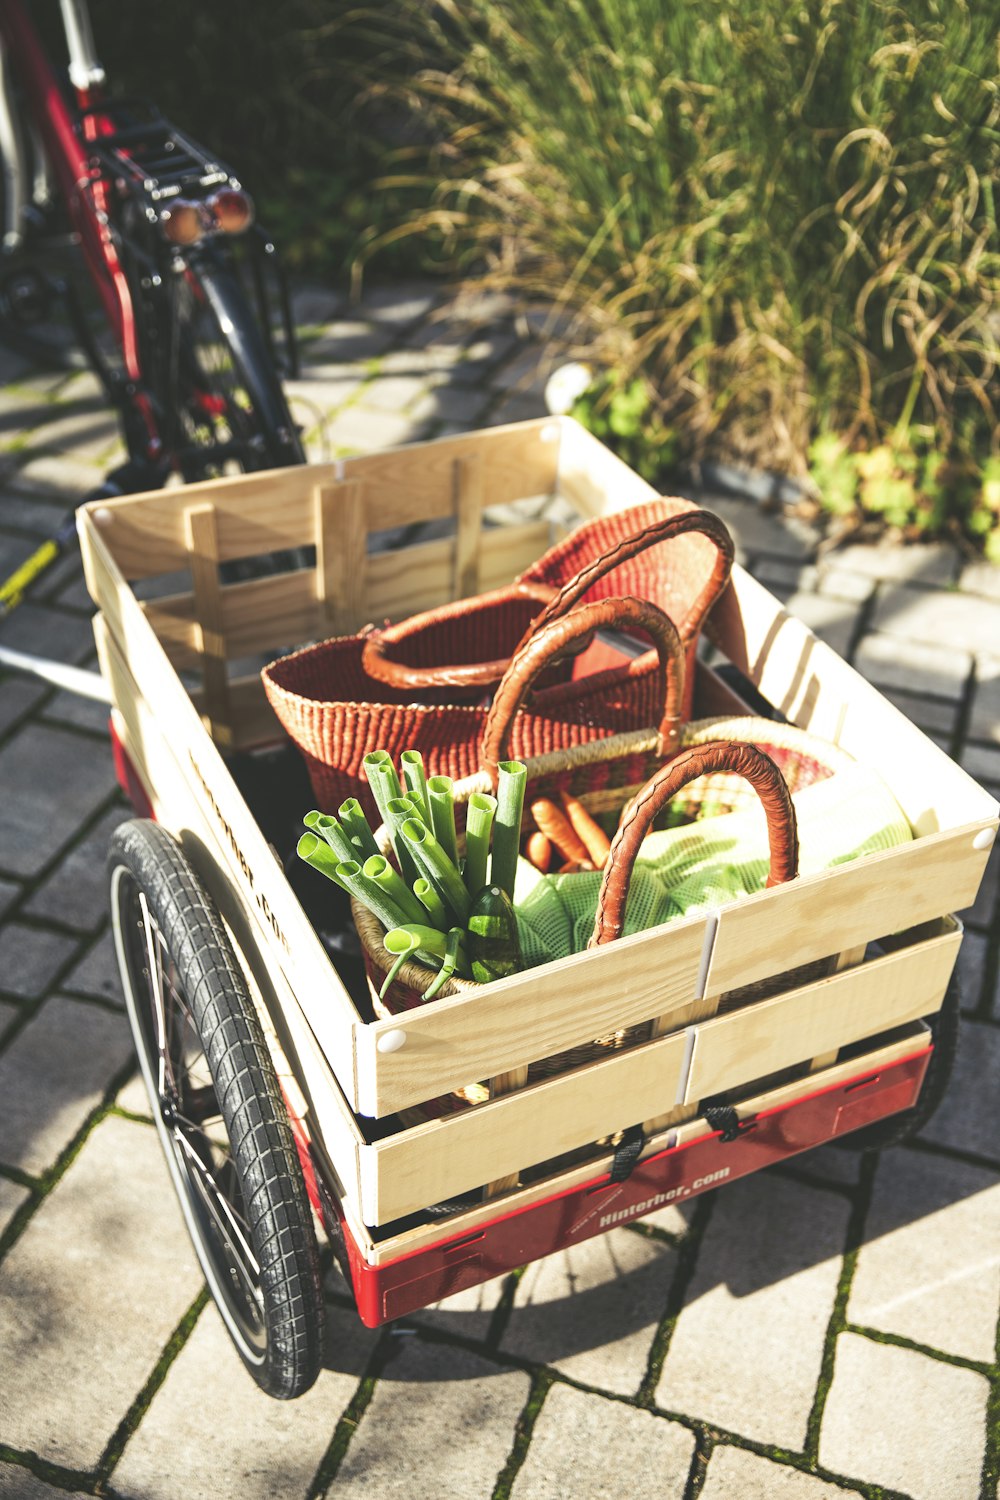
left=262, top=499, right=733, bottom=818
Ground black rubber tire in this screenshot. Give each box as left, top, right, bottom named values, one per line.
left=161, top=247, right=305, bottom=480
left=837, top=971, right=961, bottom=1152
left=108, top=819, right=324, bottom=1399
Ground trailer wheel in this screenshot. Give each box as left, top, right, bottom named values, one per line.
left=838, top=971, right=961, bottom=1153
left=109, top=819, right=324, bottom=1399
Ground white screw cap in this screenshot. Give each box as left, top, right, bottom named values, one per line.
left=376, top=1028, right=407, bottom=1055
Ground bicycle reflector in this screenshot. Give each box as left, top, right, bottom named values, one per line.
left=159, top=190, right=255, bottom=246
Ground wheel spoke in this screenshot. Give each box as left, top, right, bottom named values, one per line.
left=173, top=1127, right=261, bottom=1279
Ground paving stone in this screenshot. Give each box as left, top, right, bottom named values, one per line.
left=62, top=928, right=121, bottom=1004
left=0, top=1466, right=90, bottom=1499
left=0, top=490, right=67, bottom=539
left=695, top=494, right=819, bottom=561
left=917, top=1018, right=1000, bottom=1162
left=818, top=1332, right=989, bottom=1500
left=958, top=559, right=1000, bottom=601
left=491, top=345, right=555, bottom=397
left=0, top=1115, right=204, bottom=1468
left=814, top=564, right=877, bottom=605
left=410, top=383, right=493, bottom=428
left=0, top=673, right=48, bottom=737
left=781, top=590, right=857, bottom=660
left=636, top=1202, right=694, bottom=1238
left=511, top=1381, right=695, bottom=1499
left=850, top=1151, right=1000, bottom=1363
left=284, top=369, right=367, bottom=414
left=830, top=540, right=959, bottom=585
left=955, top=929, right=992, bottom=1013
left=303, top=320, right=395, bottom=365
left=700, top=1445, right=848, bottom=1500
left=0, top=923, right=80, bottom=1000
left=0, top=530, right=35, bottom=578
left=502, top=1228, right=676, bottom=1395
left=39, top=686, right=111, bottom=735
left=20, top=403, right=120, bottom=459
left=334, top=1339, right=529, bottom=1498
left=8, top=451, right=104, bottom=496
left=0, top=1173, right=30, bottom=1232
left=961, top=741, right=1000, bottom=787
left=873, top=585, right=1000, bottom=656
left=958, top=836, right=999, bottom=928
left=969, top=660, right=1000, bottom=744
left=291, top=285, right=348, bottom=325
left=0, top=600, right=95, bottom=666
left=777, top=1142, right=863, bottom=1188
left=748, top=557, right=810, bottom=598
left=25, top=806, right=131, bottom=930
left=361, top=282, right=443, bottom=327
left=657, top=1174, right=849, bottom=1448
left=113, top=1300, right=374, bottom=1500
left=853, top=631, right=972, bottom=699
left=0, top=876, right=22, bottom=918
left=0, top=995, right=133, bottom=1175
left=0, top=723, right=115, bottom=878
left=359, top=372, right=430, bottom=412
left=323, top=403, right=427, bottom=455
left=116, top=1068, right=152, bottom=1118
left=408, top=1267, right=508, bottom=1340
left=487, top=393, right=548, bottom=427
left=876, top=685, right=959, bottom=737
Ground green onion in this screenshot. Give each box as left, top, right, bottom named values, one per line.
left=362, top=854, right=426, bottom=925
left=427, top=775, right=459, bottom=865
left=383, top=795, right=423, bottom=884
left=464, top=791, right=497, bottom=897
left=400, top=817, right=471, bottom=923
left=400, top=750, right=430, bottom=823
left=423, top=927, right=466, bottom=1001
left=303, top=809, right=355, bottom=864
left=413, top=876, right=449, bottom=929
left=334, top=859, right=409, bottom=933
left=491, top=760, right=527, bottom=900
left=297, top=832, right=348, bottom=891
left=338, top=798, right=380, bottom=862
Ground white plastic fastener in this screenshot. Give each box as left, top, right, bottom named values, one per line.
left=376, top=1028, right=407, bottom=1055
left=93, top=507, right=113, bottom=527
left=973, top=828, right=996, bottom=852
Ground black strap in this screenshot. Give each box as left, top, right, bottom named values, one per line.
left=610, top=1124, right=646, bottom=1183
left=704, top=1105, right=749, bottom=1143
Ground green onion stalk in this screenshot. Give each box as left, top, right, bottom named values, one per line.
left=297, top=831, right=349, bottom=891
left=379, top=922, right=470, bottom=999
left=362, top=854, right=427, bottom=926
left=302, top=809, right=355, bottom=864
left=463, top=791, right=496, bottom=897
left=334, top=858, right=409, bottom=934
left=400, top=750, right=430, bottom=823
left=427, top=775, right=459, bottom=865
left=413, top=876, right=449, bottom=929
left=338, top=798, right=380, bottom=862
left=383, top=795, right=423, bottom=885
left=400, top=817, right=471, bottom=924
left=491, top=760, right=526, bottom=900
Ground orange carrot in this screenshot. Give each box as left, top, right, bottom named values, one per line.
left=558, top=858, right=596, bottom=874
left=530, top=797, right=590, bottom=865
left=559, top=790, right=612, bottom=867
left=525, top=831, right=553, bottom=873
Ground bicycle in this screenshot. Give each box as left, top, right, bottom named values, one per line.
left=0, top=0, right=304, bottom=614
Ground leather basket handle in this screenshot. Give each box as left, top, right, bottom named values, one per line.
left=588, top=740, right=799, bottom=948
left=360, top=581, right=560, bottom=691
left=521, top=508, right=735, bottom=650
left=481, top=595, right=685, bottom=788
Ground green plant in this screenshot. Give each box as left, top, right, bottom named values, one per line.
left=361, top=0, right=999, bottom=548
left=570, top=373, right=680, bottom=484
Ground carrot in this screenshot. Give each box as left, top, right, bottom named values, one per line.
left=559, top=790, right=612, bottom=867
left=524, top=831, right=553, bottom=873
left=558, top=858, right=596, bottom=874
left=530, top=797, right=590, bottom=865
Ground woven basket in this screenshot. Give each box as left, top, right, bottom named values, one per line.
left=262, top=498, right=733, bottom=819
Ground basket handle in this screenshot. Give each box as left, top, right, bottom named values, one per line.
left=521, top=507, right=735, bottom=648
left=360, top=581, right=561, bottom=691
left=588, top=740, right=799, bottom=948
left=481, top=595, right=685, bottom=788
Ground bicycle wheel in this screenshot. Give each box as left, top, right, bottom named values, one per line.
left=109, top=819, right=324, bottom=1399
left=837, top=971, right=961, bottom=1153
left=161, top=245, right=305, bottom=481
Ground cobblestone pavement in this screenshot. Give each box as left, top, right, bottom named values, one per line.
left=0, top=280, right=998, bottom=1500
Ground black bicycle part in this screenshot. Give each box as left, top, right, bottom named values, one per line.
left=109, top=819, right=325, bottom=1399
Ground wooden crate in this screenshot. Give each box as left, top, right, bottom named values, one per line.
left=79, top=417, right=999, bottom=1229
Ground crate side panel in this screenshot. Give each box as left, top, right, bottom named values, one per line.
left=705, top=830, right=988, bottom=997
left=363, top=1029, right=690, bottom=1224
left=686, top=929, right=960, bottom=1103
left=360, top=917, right=708, bottom=1116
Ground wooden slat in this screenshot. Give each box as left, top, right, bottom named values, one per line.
left=685, top=927, right=959, bottom=1104
left=364, top=1023, right=930, bottom=1264
left=143, top=518, right=554, bottom=671
left=355, top=914, right=708, bottom=1117
left=556, top=417, right=660, bottom=519
left=453, top=452, right=484, bottom=599
left=184, top=502, right=230, bottom=740
left=83, top=420, right=560, bottom=579
left=81, top=521, right=368, bottom=1107
left=315, top=479, right=366, bottom=635
left=705, top=826, right=989, bottom=997
left=361, top=1027, right=691, bottom=1224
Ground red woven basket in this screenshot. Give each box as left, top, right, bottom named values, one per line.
left=261, top=497, right=733, bottom=818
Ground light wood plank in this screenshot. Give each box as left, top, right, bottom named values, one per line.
left=82, top=420, right=560, bottom=578
left=453, top=452, right=484, bottom=600
left=705, top=827, right=990, bottom=997
left=361, top=1026, right=691, bottom=1224
left=355, top=914, right=708, bottom=1117
left=685, top=928, right=960, bottom=1104
left=184, top=502, right=230, bottom=741
left=316, top=479, right=366, bottom=635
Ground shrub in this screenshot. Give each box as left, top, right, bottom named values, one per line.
left=364, top=0, right=1000, bottom=545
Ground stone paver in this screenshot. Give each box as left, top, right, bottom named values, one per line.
left=918, top=1019, right=1000, bottom=1161
left=333, top=1340, right=529, bottom=1498
left=853, top=630, right=972, bottom=698
left=0, top=1466, right=90, bottom=1499
left=657, top=1175, right=849, bottom=1448
left=874, top=584, right=1000, bottom=656
left=511, top=1382, right=695, bottom=1499
left=0, top=923, right=79, bottom=1000
left=818, top=1332, right=990, bottom=1500
left=502, top=1228, right=677, bottom=1396
left=0, top=995, right=133, bottom=1175
left=0, top=723, right=114, bottom=878
left=0, top=1115, right=203, bottom=1468
left=0, top=1173, right=29, bottom=1233
left=23, top=806, right=131, bottom=930
left=700, top=1445, right=850, bottom=1500
left=61, top=927, right=121, bottom=1005
left=849, top=1152, right=1000, bottom=1363
left=113, top=1302, right=376, bottom=1500
left=409, top=1267, right=508, bottom=1340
